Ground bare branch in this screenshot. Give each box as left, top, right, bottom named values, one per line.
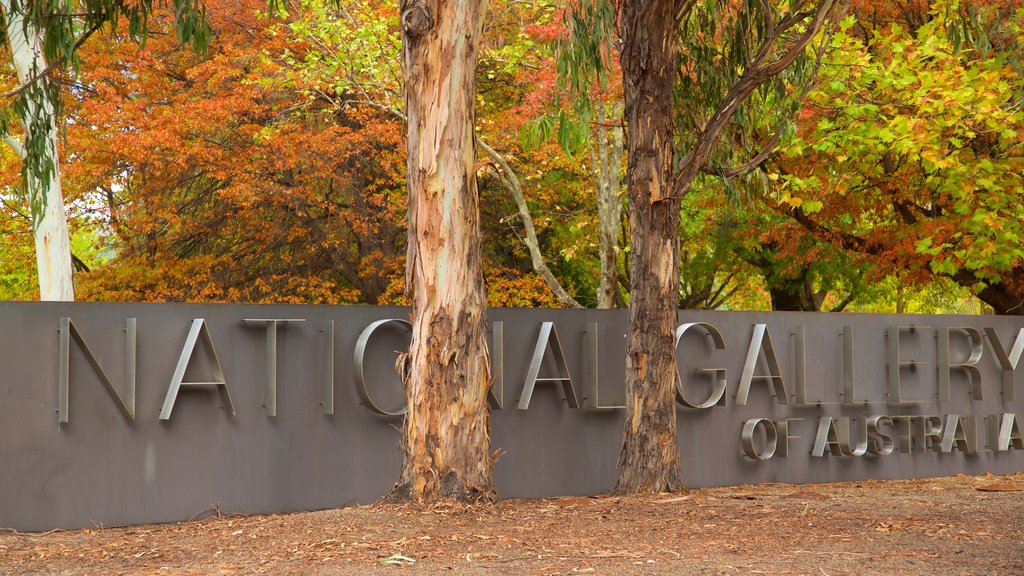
left=478, top=139, right=583, bottom=308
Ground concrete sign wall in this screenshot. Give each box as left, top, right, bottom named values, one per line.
left=0, top=302, right=1021, bottom=530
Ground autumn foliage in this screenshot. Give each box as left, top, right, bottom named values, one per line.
left=0, top=0, right=1021, bottom=314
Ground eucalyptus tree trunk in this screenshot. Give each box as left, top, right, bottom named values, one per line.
left=392, top=0, right=493, bottom=502
left=591, top=103, right=624, bottom=309
left=615, top=0, right=684, bottom=493
left=2, top=0, right=75, bottom=301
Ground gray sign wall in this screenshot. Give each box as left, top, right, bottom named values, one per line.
left=0, top=302, right=1021, bottom=531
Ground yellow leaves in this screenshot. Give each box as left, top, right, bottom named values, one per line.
left=778, top=191, right=823, bottom=214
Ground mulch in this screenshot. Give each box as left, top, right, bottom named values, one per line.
left=2, top=473, right=1022, bottom=575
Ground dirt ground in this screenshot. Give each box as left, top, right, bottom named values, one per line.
left=1, top=473, right=1022, bottom=576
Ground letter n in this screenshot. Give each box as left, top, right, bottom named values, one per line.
left=58, top=317, right=136, bottom=423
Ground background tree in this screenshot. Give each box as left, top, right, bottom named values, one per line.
left=778, top=1, right=1024, bottom=313
left=0, top=0, right=209, bottom=301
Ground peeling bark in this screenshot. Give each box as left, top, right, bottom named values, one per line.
left=615, top=0, right=684, bottom=494
left=392, top=0, right=494, bottom=503
left=615, top=0, right=839, bottom=493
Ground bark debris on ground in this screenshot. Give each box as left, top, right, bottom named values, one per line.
left=1, top=473, right=1021, bottom=575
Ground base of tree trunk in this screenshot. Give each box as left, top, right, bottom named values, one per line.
left=384, top=473, right=496, bottom=504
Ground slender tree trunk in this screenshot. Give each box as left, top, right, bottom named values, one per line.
left=391, top=0, right=493, bottom=502
left=615, top=0, right=684, bottom=493
left=593, top=103, right=624, bottom=309
left=2, top=1, right=75, bottom=301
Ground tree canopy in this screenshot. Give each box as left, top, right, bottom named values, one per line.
left=0, top=0, right=1018, bottom=315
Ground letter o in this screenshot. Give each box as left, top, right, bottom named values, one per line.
left=741, top=418, right=778, bottom=460
left=353, top=319, right=411, bottom=416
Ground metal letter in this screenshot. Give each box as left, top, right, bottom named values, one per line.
left=242, top=319, right=305, bottom=417
left=841, top=325, right=858, bottom=404
left=940, top=415, right=971, bottom=453
left=775, top=418, right=803, bottom=458
left=890, top=415, right=917, bottom=454
left=794, top=325, right=836, bottom=405
left=736, top=324, right=789, bottom=406
left=353, top=319, right=410, bottom=416
left=675, top=322, right=727, bottom=409
left=996, top=413, right=1024, bottom=451
left=886, top=326, right=929, bottom=404
left=583, top=322, right=624, bottom=410
left=160, top=319, right=235, bottom=420
left=741, top=418, right=777, bottom=460
left=965, top=415, right=991, bottom=452
left=322, top=319, right=334, bottom=414
left=837, top=417, right=868, bottom=456
left=985, top=328, right=1024, bottom=401
left=488, top=321, right=504, bottom=410
left=58, top=317, right=136, bottom=423
left=866, top=415, right=895, bottom=455
left=517, top=322, right=580, bottom=410
left=937, top=327, right=983, bottom=402
left=920, top=415, right=943, bottom=453
left=811, top=417, right=844, bottom=457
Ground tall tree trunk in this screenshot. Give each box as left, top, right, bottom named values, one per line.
left=593, top=103, right=625, bottom=309
left=615, top=0, right=684, bottom=493
left=2, top=1, right=75, bottom=301
left=392, top=0, right=493, bottom=502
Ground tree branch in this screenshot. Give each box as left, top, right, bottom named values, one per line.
left=478, top=139, right=582, bottom=308
left=670, top=0, right=839, bottom=200
left=2, top=132, right=27, bottom=159
left=2, top=19, right=105, bottom=101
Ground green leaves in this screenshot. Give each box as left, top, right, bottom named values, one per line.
left=2, top=0, right=212, bottom=225
left=783, top=1, right=1024, bottom=291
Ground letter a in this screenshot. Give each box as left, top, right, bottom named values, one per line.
left=160, top=319, right=236, bottom=420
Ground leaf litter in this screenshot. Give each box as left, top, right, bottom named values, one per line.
left=0, top=473, right=1021, bottom=575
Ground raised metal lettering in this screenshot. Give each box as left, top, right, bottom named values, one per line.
left=937, top=327, right=983, bottom=402
left=837, top=417, right=868, bottom=456
left=675, top=322, right=727, bottom=409
left=517, top=322, right=580, bottom=410
left=583, top=322, right=624, bottom=410
left=996, top=413, right=1023, bottom=451
left=488, top=321, right=504, bottom=410
left=353, top=319, right=410, bottom=416
left=322, top=319, right=335, bottom=414
left=736, top=324, right=789, bottom=406
left=921, top=415, right=943, bottom=453
left=242, top=319, right=305, bottom=417
left=58, top=317, right=136, bottom=423
left=775, top=418, right=802, bottom=458
left=940, top=415, right=971, bottom=453
left=886, top=326, right=930, bottom=404
left=160, top=319, right=235, bottom=420
left=811, top=417, right=844, bottom=457
left=985, top=328, right=1024, bottom=401
left=866, top=415, right=895, bottom=455
left=741, top=418, right=777, bottom=460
